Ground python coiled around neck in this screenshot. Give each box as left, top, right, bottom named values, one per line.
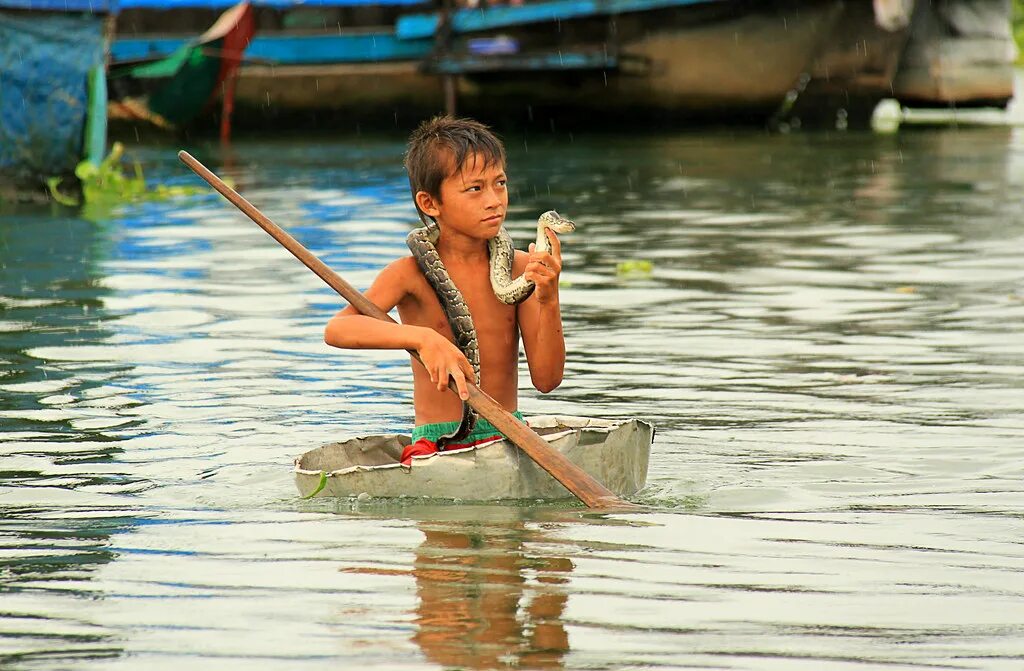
left=406, top=210, right=575, bottom=449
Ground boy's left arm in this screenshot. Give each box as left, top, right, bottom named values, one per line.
left=516, top=228, right=565, bottom=393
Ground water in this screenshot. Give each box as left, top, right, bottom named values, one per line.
left=2, top=127, right=1023, bottom=669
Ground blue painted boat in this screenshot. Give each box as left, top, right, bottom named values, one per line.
left=0, top=0, right=114, bottom=199
left=107, top=0, right=1015, bottom=128
left=112, top=0, right=429, bottom=66
left=108, top=1, right=255, bottom=141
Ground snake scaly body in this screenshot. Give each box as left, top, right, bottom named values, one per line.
left=488, top=210, right=576, bottom=304
left=406, top=210, right=575, bottom=449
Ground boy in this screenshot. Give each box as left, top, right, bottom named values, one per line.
left=324, top=116, right=566, bottom=463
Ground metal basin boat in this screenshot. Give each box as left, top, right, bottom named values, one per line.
left=295, top=416, right=653, bottom=501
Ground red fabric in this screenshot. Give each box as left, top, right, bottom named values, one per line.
left=400, top=438, right=439, bottom=465
left=400, top=434, right=503, bottom=466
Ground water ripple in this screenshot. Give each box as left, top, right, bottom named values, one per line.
left=2, top=129, right=1024, bottom=669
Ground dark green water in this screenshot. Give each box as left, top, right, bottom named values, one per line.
left=2, top=127, right=1023, bottom=669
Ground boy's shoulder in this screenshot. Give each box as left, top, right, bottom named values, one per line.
left=384, top=254, right=419, bottom=275
left=380, top=255, right=428, bottom=293
left=366, top=255, right=430, bottom=308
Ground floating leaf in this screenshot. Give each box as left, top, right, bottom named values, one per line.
left=301, top=471, right=329, bottom=499
left=45, top=177, right=79, bottom=206
left=616, top=259, right=654, bottom=277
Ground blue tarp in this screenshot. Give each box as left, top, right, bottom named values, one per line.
left=0, top=12, right=106, bottom=178
left=0, top=0, right=116, bottom=12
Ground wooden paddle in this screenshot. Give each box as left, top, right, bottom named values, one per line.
left=179, top=151, right=633, bottom=510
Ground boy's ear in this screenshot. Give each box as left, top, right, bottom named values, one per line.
left=415, top=190, right=441, bottom=219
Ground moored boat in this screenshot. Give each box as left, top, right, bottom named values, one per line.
left=295, top=416, right=653, bottom=501
left=109, top=0, right=1016, bottom=130
left=107, top=0, right=255, bottom=138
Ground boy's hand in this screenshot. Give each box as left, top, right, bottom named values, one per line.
left=526, top=227, right=563, bottom=304
left=416, top=328, right=475, bottom=400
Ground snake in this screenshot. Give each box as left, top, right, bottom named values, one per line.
left=406, top=210, right=575, bottom=449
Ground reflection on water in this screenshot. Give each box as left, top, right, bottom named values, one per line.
left=344, top=508, right=570, bottom=669
left=2, top=126, right=1024, bottom=669
left=412, top=517, right=570, bottom=669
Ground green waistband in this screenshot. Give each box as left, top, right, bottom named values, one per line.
left=412, top=410, right=525, bottom=445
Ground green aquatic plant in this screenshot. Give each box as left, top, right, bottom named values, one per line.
left=78, top=142, right=149, bottom=204
left=47, top=142, right=207, bottom=207
left=301, top=471, right=329, bottom=499
left=47, top=142, right=140, bottom=206
left=615, top=259, right=654, bottom=278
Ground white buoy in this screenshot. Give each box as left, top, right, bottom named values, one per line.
left=871, top=98, right=903, bottom=133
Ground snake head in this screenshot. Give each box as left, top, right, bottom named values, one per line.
left=538, top=210, right=576, bottom=234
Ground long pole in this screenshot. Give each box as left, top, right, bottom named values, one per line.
left=179, top=151, right=632, bottom=509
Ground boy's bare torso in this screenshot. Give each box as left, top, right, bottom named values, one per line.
left=325, top=144, right=564, bottom=430
left=390, top=251, right=528, bottom=426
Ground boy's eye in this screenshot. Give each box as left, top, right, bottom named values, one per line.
left=466, top=185, right=481, bottom=192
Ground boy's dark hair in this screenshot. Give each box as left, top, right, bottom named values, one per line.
left=405, top=115, right=506, bottom=223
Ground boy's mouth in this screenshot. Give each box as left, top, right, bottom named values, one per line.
left=482, top=213, right=504, bottom=224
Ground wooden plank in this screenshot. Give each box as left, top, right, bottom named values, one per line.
left=396, top=0, right=718, bottom=40
left=113, top=33, right=431, bottom=65
left=247, top=33, right=430, bottom=63
left=111, top=37, right=190, bottom=63
left=431, top=50, right=616, bottom=74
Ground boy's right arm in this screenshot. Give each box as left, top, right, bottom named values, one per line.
left=323, top=259, right=474, bottom=399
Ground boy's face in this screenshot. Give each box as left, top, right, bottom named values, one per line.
left=417, top=151, right=507, bottom=240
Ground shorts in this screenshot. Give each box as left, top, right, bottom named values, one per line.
left=401, top=410, right=526, bottom=465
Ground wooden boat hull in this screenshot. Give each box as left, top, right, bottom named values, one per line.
left=295, top=416, right=653, bottom=501
left=891, top=0, right=1015, bottom=109
left=110, top=0, right=1015, bottom=129
left=108, top=1, right=254, bottom=129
